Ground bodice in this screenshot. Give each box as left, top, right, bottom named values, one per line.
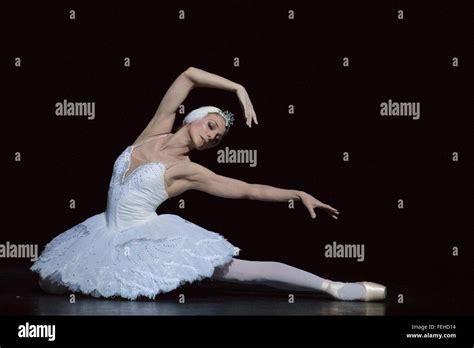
left=105, top=145, right=169, bottom=232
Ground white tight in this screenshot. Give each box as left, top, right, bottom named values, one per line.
left=211, top=259, right=326, bottom=291
left=211, top=258, right=366, bottom=300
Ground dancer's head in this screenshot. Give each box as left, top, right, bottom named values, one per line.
left=183, top=106, right=234, bottom=150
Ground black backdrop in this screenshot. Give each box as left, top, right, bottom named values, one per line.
left=6, top=0, right=472, bottom=303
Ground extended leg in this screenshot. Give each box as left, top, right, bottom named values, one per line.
left=211, top=258, right=369, bottom=301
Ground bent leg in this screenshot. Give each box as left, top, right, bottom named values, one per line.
left=211, top=258, right=367, bottom=301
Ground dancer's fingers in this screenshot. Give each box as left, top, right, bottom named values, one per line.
left=318, top=204, right=339, bottom=219
left=242, top=103, right=251, bottom=126
left=246, top=101, right=253, bottom=127
left=325, top=204, right=339, bottom=214
left=246, top=114, right=251, bottom=127
left=306, top=204, right=316, bottom=219
left=252, top=108, right=258, bottom=125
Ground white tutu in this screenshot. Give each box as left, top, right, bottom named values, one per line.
left=31, top=212, right=239, bottom=300
left=31, top=138, right=240, bottom=300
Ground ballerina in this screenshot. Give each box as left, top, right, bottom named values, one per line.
left=31, top=67, right=386, bottom=302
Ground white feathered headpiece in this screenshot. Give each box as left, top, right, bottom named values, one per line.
left=183, top=106, right=235, bottom=130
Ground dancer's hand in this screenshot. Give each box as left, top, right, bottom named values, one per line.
left=236, top=85, right=258, bottom=128
left=298, top=191, right=340, bottom=220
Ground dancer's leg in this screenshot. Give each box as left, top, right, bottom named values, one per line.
left=211, top=259, right=367, bottom=301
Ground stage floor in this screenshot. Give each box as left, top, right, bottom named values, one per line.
left=1, top=264, right=470, bottom=316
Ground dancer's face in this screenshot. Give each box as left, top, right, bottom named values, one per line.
left=190, top=113, right=226, bottom=150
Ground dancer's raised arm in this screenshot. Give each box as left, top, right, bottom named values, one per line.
left=176, top=162, right=339, bottom=220
left=135, top=67, right=257, bottom=143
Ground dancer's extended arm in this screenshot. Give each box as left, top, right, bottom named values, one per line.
left=179, top=162, right=339, bottom=220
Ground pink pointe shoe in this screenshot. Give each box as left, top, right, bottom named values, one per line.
left=323, top=280, right=387, bottom=301
left=357, top=281, right=387, bottom=301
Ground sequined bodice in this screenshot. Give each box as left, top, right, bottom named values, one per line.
left=105, top=145, right=169, bottom=232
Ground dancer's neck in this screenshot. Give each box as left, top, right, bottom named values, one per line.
left=159, top=125, right=194, bottom=158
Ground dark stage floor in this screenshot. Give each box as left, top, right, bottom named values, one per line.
left=1, top=264, right=471, bottom=316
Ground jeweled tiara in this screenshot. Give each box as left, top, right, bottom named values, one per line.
left=217, top=109, right=235, bottom=128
